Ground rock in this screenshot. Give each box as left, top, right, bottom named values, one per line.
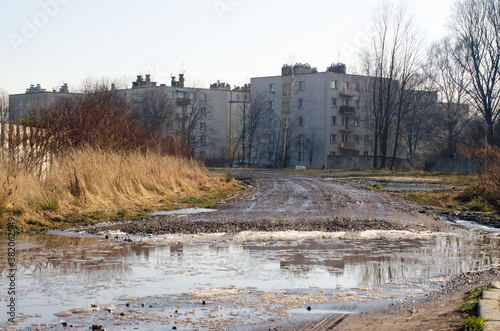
left=307, top=306, right=311, bottom=311
left=61, top=321, right=68, bottom=327
left=202, top=300, right=206, bottom=305
left=91, top=324, right=104, bottom=330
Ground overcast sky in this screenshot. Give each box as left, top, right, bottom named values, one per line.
left=1, top=0, right=456, bottom=94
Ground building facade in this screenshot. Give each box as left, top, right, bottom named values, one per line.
left=250, top=63, right=373, bottom=169
left=9, top=75, right=249, bottom=163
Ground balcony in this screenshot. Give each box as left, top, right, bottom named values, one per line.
left=340, top=89, right=358, bottom=98
left=340, top=125, right=356, bottom=133
left=176, top=98, right=191, bottom=106
left=340, top=142, right=356, bottom=150
left=340, top=106, right=356, bottom=115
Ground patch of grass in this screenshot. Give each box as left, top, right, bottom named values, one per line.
left=39, top=199, right=59, bottom=212
left=459, top=316, right=484, bottom=331
left=364, top=184, right=385, bottom=190
left=458, top=285, right=488, bottom=315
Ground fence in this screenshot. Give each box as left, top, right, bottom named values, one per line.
left=327, top=155, right=407, bottom=170
left=0, top=122, right=53, bottom=176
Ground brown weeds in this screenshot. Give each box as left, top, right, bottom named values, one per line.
left=0, top=147, right=235, bottom=231
left=459, top=145, right=500, bottom=209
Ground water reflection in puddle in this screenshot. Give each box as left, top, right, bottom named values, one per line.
left=0, top=228, right=499, bottom=329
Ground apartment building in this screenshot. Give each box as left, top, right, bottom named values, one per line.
left=9, top=75, right=249, bottom=162
left=250, top=63, right=373, bottom=169
left=8, top=83, right=79, bottom=122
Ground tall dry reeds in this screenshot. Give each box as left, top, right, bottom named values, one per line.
left=0, top=147, right=234, bottom=230
left=0, top=90, right=232, bottom=231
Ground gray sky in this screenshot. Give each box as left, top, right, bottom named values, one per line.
left=1, top=0, right=455, bottom=94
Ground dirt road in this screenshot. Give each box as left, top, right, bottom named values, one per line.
left=89, top=172, right=453, bottom=235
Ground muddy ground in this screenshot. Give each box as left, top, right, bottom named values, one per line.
left=81, top=172, right=499, bottom=330
left=87, top=172, right=455, bottom=236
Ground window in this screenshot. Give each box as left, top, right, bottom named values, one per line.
left=200, top=107, right=206, bottom=115
left=330, top=152, right=336, bottom=156
left=342, top=117, right=349, bottom=125
left=299, top=116, right=304, bottom=126
left=269, top=101, right=275, bottom=110
left=364, top=117, right=369, bottom=127
left=343, top=99, right=349, bottom=106
left=168, top=91, right=174, bottom=98
left=364, top=135, right=370, bottom=144
left=330, top=80, right=337, bottom=89
left=330, top=98, right=337, bottom=107
left=298, top=152, right=303, bottom=161
left=364, top=151, right=369, bottom=156
left=236, top=94, right=240, bottom=100
left=354, top=117, right=359, bottom=126
left=354, top=100, right=359, bottom=108
left=299, top=99, right=305, bottom=108
left=283, top=84, right=291, bottom=96
left=200, top=122, right=206, bottom=129
left=299, top=81, right=305, bottom=91
left=330, top=134, right=337, bottom=143
left=200, top=136, right=206, bottom=144
left=331, top=116, right=337, bottom=126
left=269, top=152, right=275, bottom=161
left=354, top=135, right=359, bottom=143
left=342, top=134, right=348, bottom=142
left=202, top=93, right=207, bottom=100
left=269, top=83, right=275, bottom=93
left=343, top=82, right=349, bottom=90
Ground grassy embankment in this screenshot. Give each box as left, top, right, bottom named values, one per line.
left=0, top=148, right=240, bottom=233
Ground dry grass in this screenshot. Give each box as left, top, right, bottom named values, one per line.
left=458, top=145, right=500, bottom=209
left=0, top=147, right=238, bottom=231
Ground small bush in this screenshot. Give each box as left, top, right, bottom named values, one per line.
left=224, top=173, right=233, bottom=183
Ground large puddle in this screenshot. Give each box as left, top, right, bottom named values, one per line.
left=1, top=225, right=499, bottom=330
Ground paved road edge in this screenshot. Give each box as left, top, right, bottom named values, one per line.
left=478, top=281, right=500, bottom=330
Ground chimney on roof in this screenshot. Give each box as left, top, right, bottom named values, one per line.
left=179, top=74, right=185, bottom=87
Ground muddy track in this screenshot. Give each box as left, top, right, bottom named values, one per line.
left=87, top=172, right=454, bottom=235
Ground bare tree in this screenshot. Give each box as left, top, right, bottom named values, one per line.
left=449, top=0, right=500, bottom=144
left=231, top=89, right=272, bottom=165
left=141, top=88, right=176, bottom=139
left=362, top=2, right=425, bottom=169
left=423, top=38, right=471, bottom=159
left=179, top=88, right=214, bottom=157
left=0, top=88, right=9, bottom=122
